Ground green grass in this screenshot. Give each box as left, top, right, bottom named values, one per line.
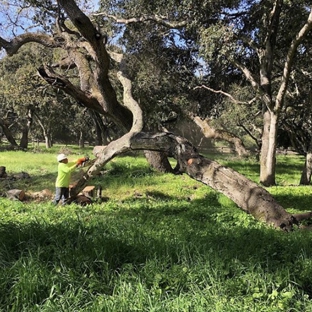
left=1, top=149, right=312, bottom=311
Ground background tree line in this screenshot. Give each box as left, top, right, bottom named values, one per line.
left=0, top=0, right=311, bottom=184
left=0, top=43, right=118, bottom=148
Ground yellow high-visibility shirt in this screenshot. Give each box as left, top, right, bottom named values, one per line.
left=55, top=161, right=77, bottom=187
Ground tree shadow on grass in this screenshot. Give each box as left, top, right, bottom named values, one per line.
left=269, top=188, right=312, bottom=212
left=1, top=192, right=312, bottom=309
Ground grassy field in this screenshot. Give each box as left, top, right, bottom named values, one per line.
left=1, top=146, right=312, bottom=311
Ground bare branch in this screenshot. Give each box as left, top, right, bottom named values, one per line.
left=300, top=69, right=312, bottom=80
left=92, top=12, right=187, bottom=28
left=237, top=123, right=261, bottom=148
left=117, top=60, right=143, bottom=132
left=232, top=59, right=262, bottom=91
left=194, top=85, right=258, bottom=105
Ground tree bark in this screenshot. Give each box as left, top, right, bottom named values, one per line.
left=144, top=150, right=174, bottom=173
left=260, top=110, right=277, bottom=186
left=91, top=111, right=104, bottom=145
left=0, top=118, right=18, bottom=146
left=45, top=134, right=52, bottom=149
left=19, top=107, right=33, bottom=149
left=79, top=130, right=85, bottom=148
left=300, top=151, right=312, bottom=185
left=130, top=132, right=297, bottom=230
left=19, top=128, right=29, bottom=149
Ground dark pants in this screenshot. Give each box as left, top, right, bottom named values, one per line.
left=53, top=187, right=70, bottom=205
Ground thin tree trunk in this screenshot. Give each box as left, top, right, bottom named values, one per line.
left=90, top=111, right=104, bottom=145
left=94, top=120, right=103, bottom=145
left=144, top=150, right=174, bottom=173
left=260, top=110, right=277, bottom=186
left=300, top=150, right=312, bottom=185
left=79, top=130, right=85, bottom=148
left=19, top=128, right=28, bottom=149
left=0, top=166, right=7, bottom=178
left=44, top=134, right=52, bottom=148
left=0, top=118, right=18, bottom=146
left=34, top=112, right=52, bottom=148
left=19, top=108, right=33, bottom=149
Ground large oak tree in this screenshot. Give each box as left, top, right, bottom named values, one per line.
left=0, top=0, right=311, bottom=230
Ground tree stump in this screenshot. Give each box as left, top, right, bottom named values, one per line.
left=0, top=166, right=7, bottom=178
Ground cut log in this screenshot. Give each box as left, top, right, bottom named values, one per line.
left=6, top=189, right=25, bottom=201
left=31, top=189, right=53, bottom=200
left=82, top=186, right=95, bottom=198
left=75, top=195, right=92, bottom=206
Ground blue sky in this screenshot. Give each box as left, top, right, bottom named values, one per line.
left=0, top=0, right=100, bottom=39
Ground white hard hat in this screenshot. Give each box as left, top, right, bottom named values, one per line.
left=57, top=153, right=67, bottom=162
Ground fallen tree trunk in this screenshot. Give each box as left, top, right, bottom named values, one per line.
left=130, top=132, right=296, bottom=230
left=70, top=131, right=310, bottom=231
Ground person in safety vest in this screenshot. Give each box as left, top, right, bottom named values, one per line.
left=53, top=153, right=89, bottom=205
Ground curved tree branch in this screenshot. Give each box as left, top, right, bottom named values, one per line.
left=0, top=33, right=63, bottom=56
left=56, top=0, right=133, bottom=131
left=0, top=118, right=18, bottom=146
left=129, top=132, right=312, bottom=231
left=57, top=0, right=110, bottom=72
left=37, top=65, right=105, bottom=114
left=70, top=54, right=144, bottom=196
